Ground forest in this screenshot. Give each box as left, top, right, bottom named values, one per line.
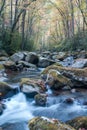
left=0, top=0, right=87, bottom=55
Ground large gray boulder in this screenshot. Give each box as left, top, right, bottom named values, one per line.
left=10, top=52, right=24, bottom=62
left=25, top=52, right=39, bottom=65
left=71, top=58, right=87, bottom=68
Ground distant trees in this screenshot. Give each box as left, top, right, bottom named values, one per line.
left=0, top=0, right=87, bottom=54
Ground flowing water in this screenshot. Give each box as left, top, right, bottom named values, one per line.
left=0, top=69, right=87, bottom=129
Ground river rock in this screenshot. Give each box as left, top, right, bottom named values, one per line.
left=18, top=61, right=37, bottom=70
left=67, top=116, right=87, bottom=129
left=41, top=51, right=51, bottom=58
left=63, top=98, right=74, bottom=104
left=10, top=52, right=24, bottom=62
left=25, top=52, right=39, bottom=65
left=42, top=64, right=87, bottom=88
left=0, top=57, right=8, bottom=61
left=0, top=102, right=6, bottom=115
left=28, top=116, right=76, bottom=130
left=43, top=69, right=72, bottom=90
left=71, top=58, right=87, bottom=68
left=3, top=61, right=17, bottom=71
left=0, top=82, right=15, bottom=99
left=20, top=78, right=46, bottom=98
left=34, top=94, right=47, bottom=106
left=38, top=57, right=56, bottom=68
left=52, top=52, right=67, bottom=61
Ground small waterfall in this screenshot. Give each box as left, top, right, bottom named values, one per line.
left=46, top=85, right=52, bottom=95
left=0, top=93, right=34, bottom=126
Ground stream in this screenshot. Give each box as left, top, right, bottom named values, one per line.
left=0, top=69, right=87, bottom=130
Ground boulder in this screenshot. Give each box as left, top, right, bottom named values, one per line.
left=43, top=69, right=72, bottom=90
left=10, top=52, right=24, bottom=62
left=52, top=52, right=67, bottom=61
left=0, top=57, right=8, bottom=61
left=38, top=57, right=56, bottom=68
left=0, top=102, right=6, bottom=115
left=41, top=51, right=51, bottom=58
left=63, top=98, right=74, bottom=104
left=18, top=61, right=37, bottom=70
left=67, top=116, right=87, bottom=129
left=3, top=61, right=17, bottom=71
left=25, top=52, right=39, bottom=65
left=42, top=65, right=87, bottom=88
left=0, top=82, right=14, bottom=99
left=28, top=116, right=76, bottom=130
left=20, top=78, right=46, bottom=98
left=34, top=94, right=47, bottom=106
left=71, top=59, right=87, bottom=68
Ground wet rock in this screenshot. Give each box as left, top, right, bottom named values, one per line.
left=0, top=82, right=14, bottom=99
left=3, top=61, right=17, bottom=71
left=41, top=51, right=51, bottom=58
left=34, top=94, right=47, bottom=106
left=63, top=98, right=74, bottom=104
left=25, top=52, right=39, bottom=65
left=42, top=64, right=87, bottom=88
left=0, top=57, right=8, bottom=61
left=44, top=69, right=72, bottom=90
left=0, top=102, right=6, bottom=115
left=62, top=56, right=74, bottom=67
left=71, top=59, right=87, bottom=68
left=38, top=57, right=56, bottom=68
left=52, top=52, right=67, bottom=61
left=0, top=64, right=4, bottom=70
left=28, top=116, right=76, bottom=130
left=10, top=52, right=24, bottom=62
left=67, top=116, right=87, bottom=129
left=20, top=78, right=46, bottom=98
left=18, top=61, right=37, bottom=69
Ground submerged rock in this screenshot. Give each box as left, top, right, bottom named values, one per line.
left=63, top=98, right=74, bottom=104
left=28, top=116, right=76, bottom=130
left=67, top=116, right=87, bottom=129
left=34, top=94, right=47, bottom=106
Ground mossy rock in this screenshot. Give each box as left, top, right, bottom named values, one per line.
left=20, top=78, right=46, bottom=97
left=34, top=94, right=47, bottom=106
left=42, top=64, right=87, bottom=77
left=28, top=117, right=76, bottom=130
left=41, top=65, right=87, bottom=87
left=0, top=64, right=4, bottom=70
left=67, top=116, right=87, bottom=129
left=42, top=68, right=72, bottom=90
left=0, top=82, right=12, bottom=97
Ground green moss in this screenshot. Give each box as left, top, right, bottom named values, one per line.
left=0, top=64, right=4, bottom=70
left=42, top=64, right=87, bottom=77
left=29, top=117, right=76, bottom=130
left=67, top=116, right=87, bottom=129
